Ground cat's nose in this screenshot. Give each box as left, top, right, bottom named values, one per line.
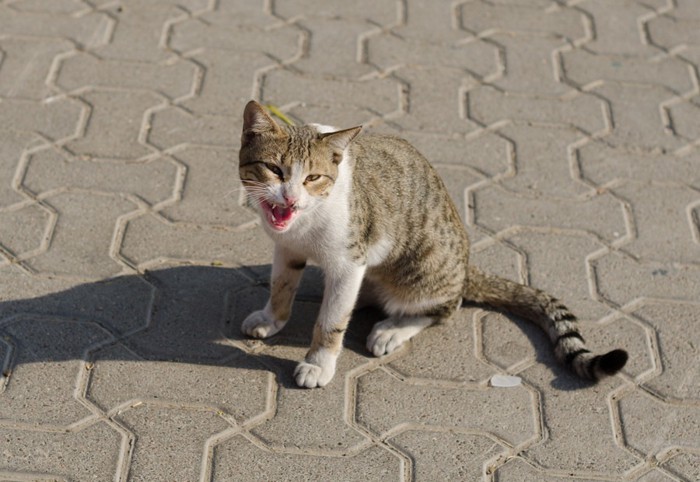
left=283, top=194, right=298, bottom=207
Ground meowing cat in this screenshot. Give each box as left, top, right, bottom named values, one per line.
left=238, top=100, right=628, bottom=388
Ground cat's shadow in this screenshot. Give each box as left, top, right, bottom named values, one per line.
left=0, top=264, right=586, bottom=391
left=0, top=264, right=386, bottom=390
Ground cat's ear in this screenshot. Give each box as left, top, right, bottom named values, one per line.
left=320, top=126, right=362, bottom=163
left=242, top=100, right=283, bottom=140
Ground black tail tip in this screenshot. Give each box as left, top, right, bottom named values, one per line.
left=597, top=349, right=629, bottom=376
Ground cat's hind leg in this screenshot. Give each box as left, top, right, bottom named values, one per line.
left=367, top=298, right=460, bottom=357
left=367, top=316, right=433, bottom=356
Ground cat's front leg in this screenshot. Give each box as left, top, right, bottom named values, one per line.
left=294, top=263, right=366, bottom=388
left=242, top=245, right=306, bottom=339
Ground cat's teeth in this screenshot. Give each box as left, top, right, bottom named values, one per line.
left=263, top=201, right=296, bottom=230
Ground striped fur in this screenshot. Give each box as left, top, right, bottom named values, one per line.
left=465, top=266, right=628, bottom=380
left=238, top=100, right=628, bottom=387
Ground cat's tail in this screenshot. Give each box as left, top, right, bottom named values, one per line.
left=464, top=265, right=628, bottom=381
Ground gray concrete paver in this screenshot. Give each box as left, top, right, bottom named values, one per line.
left=212, top=437, right=402, bottom=482
left=115, top=404, right=229, bottom=482
left=0, top=0, right=698, bottom=480
left=663, top=453, right=700, bottom=481
left=0, top=422, right=123, bottom=480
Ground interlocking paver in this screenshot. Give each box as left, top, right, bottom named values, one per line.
left=497, top=124, right=589, bottom=197
left=115, top=404, right=229, bottom=482
left=1, top=0, right=699, bottom=480
left=610, top=182, right=700, bottom=264
left=386, top=308, right=495, bottom=384
left=23, top=149, right=181, bottom=206
left=0, top=132, right=39, bottom=207
left=0, top=316, right=109, bottom=426
left=618, top=387, right=700, bottom=458
left=8, top=0, right=89, bottom=15
left=87, top=343, right=272, bottom=421
left=590, top=83, right=686, bottom=150
left=388, top=430, right=507, bottom=481
left=56, top=53, right=199, bottom=101
left=0, top=264, right=154, bottom=335
left=472, top=184, right=627, bottom=243
left=593, top=251, right=700, bottom=306
left=402, top=130, right=511, bottom=177
left=577, top=141, right=700, bottom=187
left=502, top=231, right=610, bottom=319
left=147, top=107, right=238, bottom=149
left=273, top=0, right=398, bottom=25
left=248, top=341, right=371, bottom=451
left=662, top=453, right=700, bottom=481
left=212, top=437, right=402, bottom=481
left=175, top=50, right=274, bottom=116
left=632, top=302, right=700, bottom=401
left=0, top=203, right=51, bottom=260
left=562, top=48, right=694, bottom=93
left=0, top=5, right=112, bottom=48
left=117, top=264, right=251, bottom=363
left=458, top=1, right=586, bottom=40
left=93, top=4, right=185, bottom=62
left=388, top=66, right=479, bottom=134
left=0, top=422, right=123, bottom=480
left=647, top=13, right=700, bottom=51
left=24, top=192, right=137, bottom=278
left=668, top=99, right=700, bottom=141
left=355, top=368, right=537, bottom=446
left=119, top=215, right=275, bottom=268
left=169, top=8, right=301, bottom=60
left=261, top=70, right=401, bottom=121
left=289, top=18, right=376, bottom=79
left=577, top=0, right=658, bottom=56
left=65, top=90, right=162, bottom=160
left=159, top=146, right=257, bottom=228
left=0, top=98, right=84, bottom=141
left=519, top=363, right=640, bottom=476
left=467, top=86, right=607, bottom=134
left=0, top=37, right=73, bottom=100
left=368, top=34, right=499, bottom=78
left=487, top=34, right=572, bottom=96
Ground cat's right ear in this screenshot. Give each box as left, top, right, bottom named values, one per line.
left=242, top=100, right=283, bottom=142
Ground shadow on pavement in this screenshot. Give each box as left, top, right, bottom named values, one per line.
left=0, top=264, right=385, bottom=390
left=0, top=264, right=587, bottom=390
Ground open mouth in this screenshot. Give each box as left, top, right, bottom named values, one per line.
left=260, top=201, right=297, bottom=231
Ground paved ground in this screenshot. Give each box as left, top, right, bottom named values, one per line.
left=0, top=0, right=699, bottom=480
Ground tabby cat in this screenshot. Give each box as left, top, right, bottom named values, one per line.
left=238, top=100, right=628, bottom=388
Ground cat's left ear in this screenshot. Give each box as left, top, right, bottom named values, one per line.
left=242, top=100, right=283, bottom=140
left=320, top=126, right=362, bottom=163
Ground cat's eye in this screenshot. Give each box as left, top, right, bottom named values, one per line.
left=305, top=174, right=321, bottom=183
left=264, top=163, right=283, bottom=178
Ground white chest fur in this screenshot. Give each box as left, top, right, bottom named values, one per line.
left=266, top=158, right=353, bottom=268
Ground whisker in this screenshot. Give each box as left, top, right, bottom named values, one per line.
left=224, top=186, right=273, bottom=204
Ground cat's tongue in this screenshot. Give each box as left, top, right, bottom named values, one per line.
left=266, top=202, right=296, bottom=230
left=271, top=205, right=293, bottom=222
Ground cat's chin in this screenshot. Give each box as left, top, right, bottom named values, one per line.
left=260, top=201, right=299, bottom=231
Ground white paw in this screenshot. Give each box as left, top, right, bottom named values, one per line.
left=241, top=310, right=283, bottom=339
left=367, top=319, right=412, bottom=357
left=293, top=352, right=336, bottom=388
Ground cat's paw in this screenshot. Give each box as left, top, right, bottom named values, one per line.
left=241, top=310, right=284, bottom=339
left=293, top=352, right=336, bottom=388
left=367, top=319, right=412, bottom=357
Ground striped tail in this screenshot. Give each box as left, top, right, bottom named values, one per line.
left=464, top=266, right=628, bottom=381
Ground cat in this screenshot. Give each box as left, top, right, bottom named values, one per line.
left=238, top=100, right=628, bottom=388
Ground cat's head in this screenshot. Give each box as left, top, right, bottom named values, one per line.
left=238, top=100, right=361, bottom=232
